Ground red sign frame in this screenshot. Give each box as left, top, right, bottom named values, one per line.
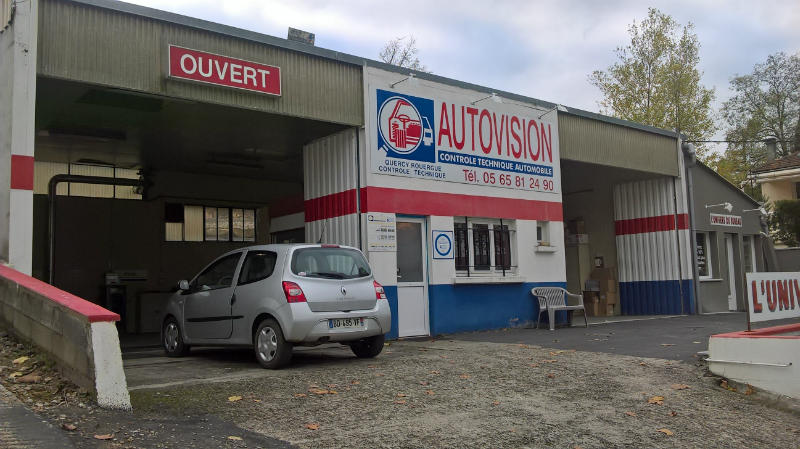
left=168, top=45, right=281, bottom=96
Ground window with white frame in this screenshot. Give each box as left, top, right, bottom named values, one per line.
left=696, top=232, right=712, bottom=278
left=536, top=221, right=551, bottom=245
left=453, top=218, right=515, bottom=275
left=166, top=203, right=256, bottom=242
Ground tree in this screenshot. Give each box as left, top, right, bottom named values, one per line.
left=379, top=35, right=429, bottom=73
left=707, top=52, right=800, bottom=202
left=589, top=8, right=716, bottom=158
left=770, top=200, right=800, bottom=246
left=721, top=52, right=800, bottom=158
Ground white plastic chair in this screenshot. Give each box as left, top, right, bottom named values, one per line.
left=531, top=287, right=588, bottom=331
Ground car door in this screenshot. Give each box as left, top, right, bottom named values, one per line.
left=183, top=252, right=243, bottom=340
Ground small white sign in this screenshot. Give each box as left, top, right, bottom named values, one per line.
left=366, top=213, right=396, bottom=252
left=746, top=272, right=800, bottom=323
left=432, top=230, right=454, bottom=259
left=710, top=213, right=742, bottom=227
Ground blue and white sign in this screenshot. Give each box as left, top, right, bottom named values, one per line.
left=432, top=230, right=454, bottom=259
left=371, top=87, right=560, bottom=194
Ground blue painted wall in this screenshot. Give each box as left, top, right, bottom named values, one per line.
left=382, top=281, right=567, bottom=339
left=619, top=280, right=694, bottom=315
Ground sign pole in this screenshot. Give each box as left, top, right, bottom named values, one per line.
left=744, top=274, right=752, bottom=332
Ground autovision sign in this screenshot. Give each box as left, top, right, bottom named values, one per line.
left=168, top=45, right=281, bottom=96
left=371, top=88, right=560, bottom=194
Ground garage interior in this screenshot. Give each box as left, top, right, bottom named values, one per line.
left=31, top=77, right=349, bottom=333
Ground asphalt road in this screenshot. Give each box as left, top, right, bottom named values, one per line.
left=446, top=313, right=798, bottom=361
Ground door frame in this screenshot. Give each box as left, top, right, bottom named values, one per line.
left=395, top=216, right=430, bottom=337
left=724, top=234, right=737, bottom=311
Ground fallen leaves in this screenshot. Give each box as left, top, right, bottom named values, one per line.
left=8, top=371, right=22, bottom=379
left=669, top=411, right=678, bottom=417
left=351, top=380, right=360, bottom=385
left=16, top=372, right=42, bottom=384
left=492, top=401, right=500, bottom=406
left=228, top=436, right=243, bottom=441
left=660, top=343, right=675, bottom=347
left=61, top=423, right=77, bottom=431
left=546, top=373, right=556, bottom=379
left=430, top=370, right=441, bottom=375
left=528, top=363, right=539, bottom=368
left=12, top=356, right=29, bottom=365
left=648, top=396, right=665, bottom=405
left=657, top=428, right=674, bottom=436
left=94, top=434, right=113, bottom=440
left=745, top=384, right=754, bottom=396
left=396, top=393, right=407, bottom=398
left=393, top=400, right=407, bottom=405
left=459, top=374, right=470, bottom=379
left=639, top=362, right=648, bottom=367
left=625, top=411, right=637, bottom=417
left=542, top=359, right=558, bottom=363
left=720, top=380, right=737, bottom=392
left=305, top=424, right=319, bottom=431
left=228, top=396, right=243, bottom=402
left=419, top=381, right=429, bottom=386
left=670, top=384, right=690, bottom=390
left=425, top=390, right=435, bottom=395
left=293, top=393, right=307, bottom=398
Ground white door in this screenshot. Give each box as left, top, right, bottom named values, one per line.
left=396, top=218, right=429, bottom=337
left=725, top=235, right=737, bottom=311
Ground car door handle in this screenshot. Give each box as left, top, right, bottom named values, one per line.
left=230, top=294, right=237, bottom=305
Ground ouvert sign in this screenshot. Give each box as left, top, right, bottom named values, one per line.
left=168, top=45, right=282, bottom=96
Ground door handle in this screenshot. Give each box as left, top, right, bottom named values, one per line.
left=230, top=294, right=237, bottom=305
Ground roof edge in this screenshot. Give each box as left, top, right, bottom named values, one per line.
left=68, top=0, right=680, bottom=141
left=695, top=161, right=760, bottom=207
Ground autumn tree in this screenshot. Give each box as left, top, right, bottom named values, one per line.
left=713, top=52, right=800, bottom=187
left=379, top=35, right=429, bottom=72
left=589, top=8, right=716, bottom=158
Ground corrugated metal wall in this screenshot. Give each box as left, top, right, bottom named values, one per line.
left=303, top=128, right=360, bottom=247
left=614, top=177, right=693, bottom=315
left=559, top=114, right=679, bottom=176
left=1, top=0, right=11, bottom=30
left=37, top=0, right=363, bottom=126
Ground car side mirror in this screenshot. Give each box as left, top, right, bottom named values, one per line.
left=178, top=280, right=190, bottom=291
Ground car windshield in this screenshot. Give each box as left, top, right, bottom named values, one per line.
left=291, top=247, right=371, bottom=279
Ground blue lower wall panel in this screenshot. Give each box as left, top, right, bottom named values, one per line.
left=619, top=280, right=694, bottom=315
left=383, top=285, right=399, bottom=340
left=427, top=282, right=566, bottom=336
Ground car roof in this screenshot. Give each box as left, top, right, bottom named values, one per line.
left=216, top=243, right=362, bottom=258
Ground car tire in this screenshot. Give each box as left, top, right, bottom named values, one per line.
left=254, top=318, right=292, bottom=369
left=349, top=334, right=385, bottom=358
left=162, top=317, right=190, bottom=357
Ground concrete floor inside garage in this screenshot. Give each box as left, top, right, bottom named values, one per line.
left=31, top=77, right=349, bottom=335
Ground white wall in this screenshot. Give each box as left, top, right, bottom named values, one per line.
left=0, top=0, right=38, bottom=273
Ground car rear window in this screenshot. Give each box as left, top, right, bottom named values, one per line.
left=291, top=247, right=371, bottom=279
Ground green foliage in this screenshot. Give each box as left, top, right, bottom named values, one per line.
left=589, top=8, right=716, bottom=158
left=770, top=200, right=800, bottom=247
left=721, top=52, right=800, bottom=159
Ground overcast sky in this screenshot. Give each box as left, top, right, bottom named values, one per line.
left=126, top=0, right=799, bottom=137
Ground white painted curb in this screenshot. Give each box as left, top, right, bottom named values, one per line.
left=90, top=322, right=132, bottom=410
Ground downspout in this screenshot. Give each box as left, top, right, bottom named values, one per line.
left=681, top=142, right=701, bottom=314
left=354, top=127, right=363, bottom=250
left=48, top=174, right=142, bottom=285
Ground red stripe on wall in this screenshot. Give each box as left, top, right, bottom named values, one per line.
left=615, top=213, right=689, bottom=235
left=304, top=187, right=564, bottom=222
left=10, top=155, right=34, bottom=190
left=304, top=189, right=358, bottom=222
left=361, top=187, right=563, bottom=221
left=270, top=194, right=305, bottom=218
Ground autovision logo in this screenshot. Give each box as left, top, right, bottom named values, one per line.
left=376, top=89, right=435, bottom=163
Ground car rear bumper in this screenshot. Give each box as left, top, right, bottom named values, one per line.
left=281, top=300, right=392, bottom=343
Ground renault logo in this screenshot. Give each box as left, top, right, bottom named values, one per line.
left=340, top=286, right=347, bottom=296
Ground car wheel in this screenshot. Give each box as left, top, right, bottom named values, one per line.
left=349, top=334, right=385, bottom=358
left=163, top=317, right=190, bottom=357
left=254, top=318, right=292, bottom=369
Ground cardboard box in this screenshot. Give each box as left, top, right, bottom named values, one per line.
left=584, top=279, right=600, bottom=292
left=603, top=304, right=614, bottom=316
left=582, top=292, right=599, bottom=317
left=600, top=292, right=618, bottom=305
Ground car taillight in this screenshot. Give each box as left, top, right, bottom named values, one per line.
left=282, top=281, right=307, bottom=303
left=374, top=281, right=387, bottom=300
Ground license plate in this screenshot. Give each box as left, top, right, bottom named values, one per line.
left=328, top=318, right=364, bottom=329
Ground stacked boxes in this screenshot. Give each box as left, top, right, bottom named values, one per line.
left=584, top=267, right=618, bottom=316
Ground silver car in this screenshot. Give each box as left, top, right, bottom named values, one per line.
left=161, top=244, right=391, bottom=369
